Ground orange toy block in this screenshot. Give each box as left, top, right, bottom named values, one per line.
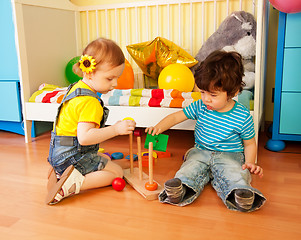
left=142, top=155, right=156, bottom=167
left=156, top=150, right=171, bottom=158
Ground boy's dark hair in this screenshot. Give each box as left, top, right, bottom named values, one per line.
left=195, top=50, right=245, bottom=98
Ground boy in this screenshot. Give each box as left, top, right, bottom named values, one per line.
left=146, top=50, right=266, bottom=212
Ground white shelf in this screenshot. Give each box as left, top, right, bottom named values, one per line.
left=25, top=102, right=196, bottom=130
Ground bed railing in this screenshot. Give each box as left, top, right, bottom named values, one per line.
left=78, top=0, right=257, bottom=56
left=77, top=0, right=258, bottom=88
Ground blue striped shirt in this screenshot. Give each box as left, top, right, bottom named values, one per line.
left=183, top=99, right=255, bottom=152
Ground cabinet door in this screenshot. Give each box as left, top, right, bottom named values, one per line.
left=285, top=13, right=301, bottom=48
left=282, top=48, right=301, bottom=91
left=279, top=93, right=301, bottom=135
left=0, top=82, right=22, bottom=122
left=0, top=0, right=19, bottom=80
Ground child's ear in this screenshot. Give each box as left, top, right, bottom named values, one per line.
left=228, top=90, right=240, bottom=100
left=84, top=72, right=93, bottom=80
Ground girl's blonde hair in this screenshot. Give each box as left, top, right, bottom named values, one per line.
left=73, top=38, right=125, bottom=77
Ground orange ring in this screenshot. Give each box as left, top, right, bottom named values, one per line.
left=145, top=181, right=158, bottom=191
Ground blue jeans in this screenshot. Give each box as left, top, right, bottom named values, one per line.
left=159, top=147, right=266, bottom=212
left=48, top=132, right=108, bottom=176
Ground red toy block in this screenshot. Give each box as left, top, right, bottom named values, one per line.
left=141, top=155, right=156, bottom=167
left=156, top=150, right=171, bottom=158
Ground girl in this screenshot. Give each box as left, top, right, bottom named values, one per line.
left=46, top=38, right=136, bottom=205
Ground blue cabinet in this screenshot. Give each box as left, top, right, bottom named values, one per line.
left=266, top=11, right=301, bottom=151
left=0, top=0, right=24, bottom=135
left=0, top=81, right=22, bottom=122
left=0, top=1, right=52, bottom=136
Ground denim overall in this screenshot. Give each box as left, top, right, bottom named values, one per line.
left=48, top=83, right=109, bottom=176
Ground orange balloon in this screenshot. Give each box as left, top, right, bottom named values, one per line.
left=116, top=59, right=135, bottom=89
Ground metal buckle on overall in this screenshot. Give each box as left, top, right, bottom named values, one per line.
left=59, top=136, right=76, bottom=146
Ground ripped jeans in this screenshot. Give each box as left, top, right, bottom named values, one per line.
left=159, top=148, right=266, bottom=212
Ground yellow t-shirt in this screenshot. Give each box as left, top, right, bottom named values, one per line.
left=55, top=80, right=103, bottom=136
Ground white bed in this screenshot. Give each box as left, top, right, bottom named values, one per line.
left=11, top=0, right=269, bottom=143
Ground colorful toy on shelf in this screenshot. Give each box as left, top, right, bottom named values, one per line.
left=112, top=177, right=126, bottom=191
left=158, top=63, right=195, bottom=92
left=65, top=56, right=82, bottom=84
left=269, top=0, right=301, bottom=13
left=123, top=128, right=163, bottom=200
left=116, top=59, right=135, bottom=89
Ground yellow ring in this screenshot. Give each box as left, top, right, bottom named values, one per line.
left=123, top=117, right=135, bottom=121
left=141, top=151, right=157, bottom=158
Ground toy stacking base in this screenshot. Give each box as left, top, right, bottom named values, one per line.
left=123, top=168, right=162, bottom=200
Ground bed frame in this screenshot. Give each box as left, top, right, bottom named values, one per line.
left=12, top=0, right=269, bottom=143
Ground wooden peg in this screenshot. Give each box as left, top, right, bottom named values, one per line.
left=123, top=117, right=135, bottom=174
left=145, top=142, right=158, bottom=191
left=129, top=132, right=134, bottom=174
left=123, top=129, right=162, bottom=200
left=137, top=134, right=143, bottom=180
left=148, top=142, right=154, bottom=184
left=134, top=129, right=143, bottom=179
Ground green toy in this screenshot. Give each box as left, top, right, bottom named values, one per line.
left=144, top=133, right=169, bottom=152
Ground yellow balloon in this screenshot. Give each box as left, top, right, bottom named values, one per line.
left=158, top=63, right=195, bottom=92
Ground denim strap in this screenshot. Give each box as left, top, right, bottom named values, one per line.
left=53, top=83, right=109, bottom=136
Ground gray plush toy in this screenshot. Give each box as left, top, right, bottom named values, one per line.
left=191, top=11, right=257, bottom=91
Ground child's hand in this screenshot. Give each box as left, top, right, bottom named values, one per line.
left=145, top=126, right=161, bottom=136
left=242, top=163, right=263, bottom=178
left=114, top=120, right=136, bottom=135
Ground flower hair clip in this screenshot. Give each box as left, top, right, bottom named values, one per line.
left=79, top=54, right=96, bottom=73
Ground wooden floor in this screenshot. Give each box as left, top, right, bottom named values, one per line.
left=0, top=129, right=300, bottom=240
